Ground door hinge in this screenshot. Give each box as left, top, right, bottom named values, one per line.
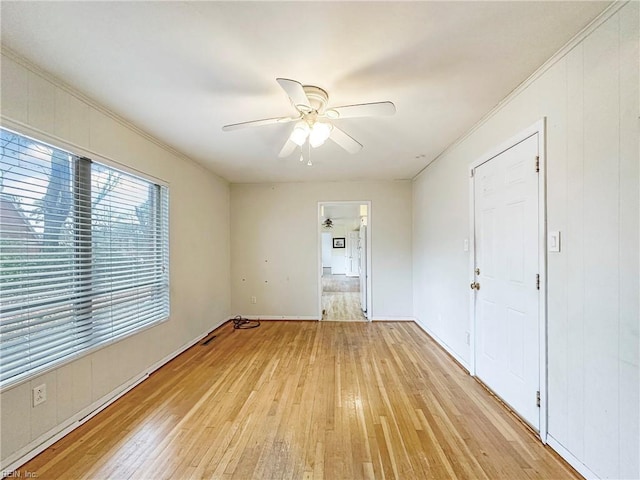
left=536, top=391, right=541, bottom=407
left=535, top=155, right=540, bottom=173
left=470, top=168, right=475, bottom=178
left=536, top=274, right=540, bottom=290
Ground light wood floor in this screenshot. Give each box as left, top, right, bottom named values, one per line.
left=322, top=274, right=366, bottom=322
left=16, top=322, right=579, bottom=479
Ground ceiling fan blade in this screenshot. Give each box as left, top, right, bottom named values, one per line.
left=222, top=116, right=296, bottom=131
left=276, top=78, right=311, bottom=112
left=278, top=138, right=298, bottom=158
left=329, top=126, right=363, bottom=154
left=326, top=101, right=396, bottom=119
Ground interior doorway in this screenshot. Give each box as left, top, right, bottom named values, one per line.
left=318, top=201, right=371, bottom=321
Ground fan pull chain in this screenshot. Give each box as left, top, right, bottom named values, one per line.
left=307, top=141, right=312, bottom=166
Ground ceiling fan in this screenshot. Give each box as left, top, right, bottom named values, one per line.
left=222, top=78, right=396, bottom=161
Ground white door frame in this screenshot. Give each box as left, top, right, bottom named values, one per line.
left=318, top=201, right=372, bottom=321
left=468, top=118, right=547, bottom=442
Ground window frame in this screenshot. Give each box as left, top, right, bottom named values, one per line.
left=0, top=123, right=170, bottom=391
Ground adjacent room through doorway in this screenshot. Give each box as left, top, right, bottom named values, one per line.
left=318, top=202, right=370, bottom=321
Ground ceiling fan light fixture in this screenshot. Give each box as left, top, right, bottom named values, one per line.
left=223, top=78, right=395, bottom=158
left=309, top=122, right=333, bottom=148
left=290, top=121, right=310, bottom=146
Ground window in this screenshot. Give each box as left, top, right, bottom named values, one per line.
left=0, top=128, right=169, bottom=387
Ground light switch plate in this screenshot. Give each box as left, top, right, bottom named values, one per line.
left=548, top=231, right=561, bottom=252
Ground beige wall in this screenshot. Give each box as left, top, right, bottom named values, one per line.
left=0, top=52, right=231, bottom=468
left=412, top=4, right=638, bottom=479
left=2, top=3, right=637, bottom=478
left=230, top=181, right=412, bottom=319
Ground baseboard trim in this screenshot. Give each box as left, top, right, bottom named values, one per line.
left=237, top=315, right=416, bottom=322
left=546, top=435, right=599, bottom=480
left=412, top=318, right=470, bottom=372
left=371, top=316, right=416, bottom=322
left=237, top=315, right=319, bottom=321
left=412, top=319, right=598, bottom=479
left=0, top=317, right=228, bottom=473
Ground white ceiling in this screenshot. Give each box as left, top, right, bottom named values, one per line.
left=1, top=1, right=609, bottom=184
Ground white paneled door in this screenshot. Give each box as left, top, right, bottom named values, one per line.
left=473, top=133, right=540, bottom=430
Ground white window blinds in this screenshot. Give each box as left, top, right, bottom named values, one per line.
left=0, top=128, right=169, bottom=387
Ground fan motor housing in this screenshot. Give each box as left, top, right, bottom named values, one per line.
left=303, top=85, right=329, bottom=113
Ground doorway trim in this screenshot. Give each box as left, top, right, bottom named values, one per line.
left=468, top=118, right=547, bottom=442
left=317, top=201, right=372, bottom=321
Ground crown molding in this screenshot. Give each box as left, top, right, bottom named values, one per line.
left=1, top=46, right=219, bottom=179
left=412, top=0, right=629, bottom=180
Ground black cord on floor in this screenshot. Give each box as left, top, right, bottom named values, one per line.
left=232, top=315, right=260, bottom=330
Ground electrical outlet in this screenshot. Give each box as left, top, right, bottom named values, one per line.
left=33, top=383, right=46, bottom=407
left=251, top=296, right=257, bottom=304
left=465, top=331, right=470, bottom=346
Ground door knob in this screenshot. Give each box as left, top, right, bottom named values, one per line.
left=470, top=282, right=480, bottom=290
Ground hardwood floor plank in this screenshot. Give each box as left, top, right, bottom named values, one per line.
left=322, top=274, right=367, bottom=321
left=12, top=321, right=582, bottom=479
